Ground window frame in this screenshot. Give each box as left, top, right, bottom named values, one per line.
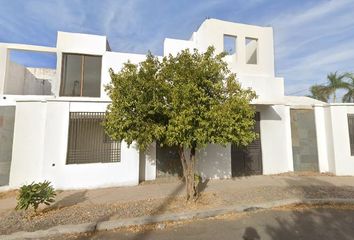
left=223, top=34, right=237, bottom=56
left=348, top=114, right=354, bottom=156
left=66, top=112, right=121, bottom=164
left=245, top=37, right=259, bottom=65
left=60, top=53, right=102, bottom=97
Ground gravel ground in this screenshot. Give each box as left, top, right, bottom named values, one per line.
left=2, top=179, right=354, bottom=235
left=44, top=203, right=354, bottom=240
left=0, top=192, right=221, bottom=235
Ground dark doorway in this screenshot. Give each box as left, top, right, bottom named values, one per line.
left=156, top=144, right=183, bottom=178
left=231, top=112, right=262, bottom=177
left=290, top=109, right=319, bottom=172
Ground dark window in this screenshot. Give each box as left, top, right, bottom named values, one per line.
left=60, top=54, right=101, bottom=97
left=348, top=114, right=354, bottom=155
left=66, top=112, right=120, bottom=164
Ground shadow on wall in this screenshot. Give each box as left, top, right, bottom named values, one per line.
left=5, top=61, right=55, bottom=95
left=152, top=143, right=233, bottom=180
left=156, top=144, right=183, bottom=178
left=256, top=105, right=282, bottom=121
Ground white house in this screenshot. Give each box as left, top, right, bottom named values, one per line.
left=0, top=19, right=353, bottom=190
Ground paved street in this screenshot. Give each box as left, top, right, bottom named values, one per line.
left=54, top=206, right=354, bottom=240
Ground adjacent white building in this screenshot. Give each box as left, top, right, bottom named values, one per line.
left=0, top=19, right=353, bottom=190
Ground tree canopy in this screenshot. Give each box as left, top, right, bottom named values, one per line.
left=104, top=46, right=257, bottom=200
left=308, top=71, right=353, bottom=103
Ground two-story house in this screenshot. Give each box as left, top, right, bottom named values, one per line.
left=0, top=19, right=353, bottom=190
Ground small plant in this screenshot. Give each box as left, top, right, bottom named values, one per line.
left=16, top=181, right=56, bottom=212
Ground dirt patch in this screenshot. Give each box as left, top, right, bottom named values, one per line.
left=139, top=177, right=182, bottom=185
left=0, top=190, right=17, bottom=200
left=270, top=171, right=335, bottom=177
left=0, top=192, right=221, bottom=235
left=273, top=202, right=354, bottom=211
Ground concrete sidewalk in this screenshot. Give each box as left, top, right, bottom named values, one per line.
left=2, top=175, right=354, bottom=239
left=1, top=175, right=354, bottom=214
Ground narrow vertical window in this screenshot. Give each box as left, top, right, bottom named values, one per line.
left=245, top=37, right=258, bottom=64
left=348, top=114, right=354, bottom=155
left=223, top=35, right=237, bottom=55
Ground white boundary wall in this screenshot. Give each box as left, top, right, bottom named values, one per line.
left=313, top=104, right=354, bottom=176
left=9, top=100, right=140, bottom=189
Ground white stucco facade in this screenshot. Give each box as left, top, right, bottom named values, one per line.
left=1, top=18, right=353, bottom=190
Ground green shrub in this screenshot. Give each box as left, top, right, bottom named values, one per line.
left=16, top=181, right=56, bottom=212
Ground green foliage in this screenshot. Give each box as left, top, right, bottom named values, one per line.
left=105, top=46, right=257, bottom=151
left=16, top=181, right=56, bottom=212
left=308, top=84, right=330, bottom=102
left=343, top=73, right=354, bottom=103
left=308, top=71, right=353, bottom=103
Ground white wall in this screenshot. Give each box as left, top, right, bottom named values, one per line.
left=4, top=62, right=55, bottom=95
left=327, top=105, right=354, bottom=175
left=56, top=32, right=107, bottom=55
left=139, top=142, right=156, bottom=181
left=54, top=31, right=107, bottom=97
left=164, top=38, right=196, bottom=56
left=163, top=19, right=284, bottom=103
left=0, top=46, right=8, bottom=95
left=196, top=144, right=231, bottom=179
left=4, top=62, right=25, bottom=94
left=100, top=52, right=147, bottom=100
left=314, top=106, right=335, bottom=173
left=42, top=101, right=140, bottom=189
left=9, top=101, right=47, bottom=187
left=258, top=105, right=292, bottom=174
left=9, top=100, right=140, bottom=189
left=25, top=67, right=55, bottom=95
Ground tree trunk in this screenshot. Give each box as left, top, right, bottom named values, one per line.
left=179, top=145, right=198, bottom=201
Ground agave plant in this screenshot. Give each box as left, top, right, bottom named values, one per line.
left=16, top=181, right=56, bottom=212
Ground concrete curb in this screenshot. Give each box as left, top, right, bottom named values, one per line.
left=2, top=198, right=354, bottom=240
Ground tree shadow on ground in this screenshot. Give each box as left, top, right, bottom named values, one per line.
left=243, top=177, right=354, bottom=240
left=198, top=178, right=209, bottom=193
left=264, top=205, right=354, bottom=240
left=46, top=190, right=87, bottom=211
left=77, top=182, right=186, bottom=240
left=130, top=182, right=185, bottom=240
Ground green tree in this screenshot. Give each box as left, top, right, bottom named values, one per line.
left=105, top=47, right=257, bottom=200
left=325, top=72, right=348, bottom=102
left=342, top=73, right=354, bottom=103
left=308, top=84, right=330, bottom=102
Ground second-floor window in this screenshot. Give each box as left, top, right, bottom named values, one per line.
left=60, top=54, right=102, bottom=97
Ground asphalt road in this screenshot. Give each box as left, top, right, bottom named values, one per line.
left=54, top=207, right=354, bottom=240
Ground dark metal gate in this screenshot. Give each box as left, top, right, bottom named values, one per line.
left=231, top=112, right=262, bottom=177
left=66, top=112, right=120, bottom=164
left=156, top=144, right=183, bottom=178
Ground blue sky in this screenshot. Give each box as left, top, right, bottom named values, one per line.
left=1, top=0, right=354, bottom=96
